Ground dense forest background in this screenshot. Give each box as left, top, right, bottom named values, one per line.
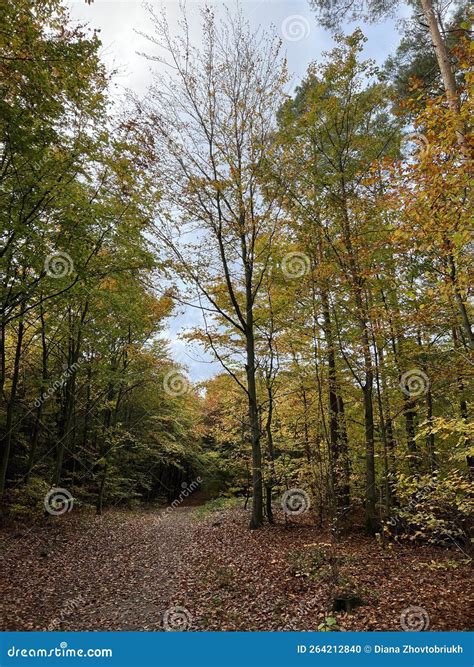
left=0, top=0, right=472, bottom=557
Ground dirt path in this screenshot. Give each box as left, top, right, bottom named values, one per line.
left=1, top=505, right=472, bottom=631
left=0, top=507, right=200, bottom=631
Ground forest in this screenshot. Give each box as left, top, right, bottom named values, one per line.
left=0, top=0, right=472, bottom=633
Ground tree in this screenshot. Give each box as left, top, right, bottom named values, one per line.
left=0, top=0, right=109, bottom=493
left=308, top=0, right=470, bottom=151
left=134, top=5, right=288, bottom=528
left=0, top=1, right=203, bottom=512
left=383, top=4, right=470, bottom=111
left=268, top=31, right=401, bottom=532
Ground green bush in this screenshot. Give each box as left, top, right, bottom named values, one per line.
left=387, top=471, right=473, bottom=545
left=4, top=476, right=51, bottom=520
left=193, top=496, right=242, bottom=520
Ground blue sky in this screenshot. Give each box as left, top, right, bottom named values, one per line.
left=67, top=0, right=408, bottom=382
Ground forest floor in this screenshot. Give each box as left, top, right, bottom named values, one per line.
left=1, top=501, right=472, bottom=632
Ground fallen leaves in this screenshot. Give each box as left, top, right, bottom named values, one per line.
left=0, top=504, right=472, bottom=631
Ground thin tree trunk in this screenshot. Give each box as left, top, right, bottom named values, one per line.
left=336, top=395, right=350, bottom=507
left=374, top=338, right=391, bottom=513
left=96, top=461, right=108, bottom=516
left=447, top=253, right=473, bottom=350
left=0, top=303, right=26, bottom=495
left=247, top=322, right=263, bottom=529
left=374, top=336, right=396, bottom=508
left=339, top=186, right=377, bottom=534
left=54, top=303, right=88, bottom=486
left=26, top=302, right=48, bottom=481
left=380, top=285, right=419, bottom=468
left=419, top=0, right=468, bottom=153
left=265, top=384, right=276, bottom=524
left=453, top=327, right=473, bottom=477
left=313, top=226, right=348, bottom=516
left=321, top=286, right=341, bottom=514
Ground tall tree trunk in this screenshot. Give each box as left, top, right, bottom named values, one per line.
left=301, top=387, right=312, bottom=464
left=264, top=387, right=275, bottom=525
left=96, top=460, right=108, bottom=516
left=404, top=396, right=418, bottom=469
left=416, top=331, right=436, bottom=471
left=425, top=388, right=436, bottom=472
left=0, top=304, right=26, bottom=495
left=362, top=360, right=377, bottom=534
left=246, top=321, right=263, bottom=529
left=339, top=186, right=377, bottom=534
left=54, top=338, right=75, bottom=485
left=54, top=303, right=88, bottom=486
left=374, top=336, right=396, bottom=509
left=0, top=316, right=5, bottom=395
left=447, top=252, right=473, bottom=350
left=313, top=226, right=349, bottom=516
left=453, top=327, right=473, bottom=477
left=380, top=285, right=419, bottom=468
left=26, top=302, right=48, bottom=481
left=320, top=286, right=341, bottom=514
left=374, top=340, right=391, bottom=514
left=336, top=395, right=350, bottom=507
left=419, top=0, right=468, bottom=153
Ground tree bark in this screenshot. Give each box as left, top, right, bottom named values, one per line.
left=26, top=302, right=48, bottom=481
left=0, top=304, right=26, bottom=495
left=419, top=0, right=468, bottom=152
left=247, top=322, right=263, bottom=529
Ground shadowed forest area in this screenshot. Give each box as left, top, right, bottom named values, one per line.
left=0, top=0, right=472, bottom=633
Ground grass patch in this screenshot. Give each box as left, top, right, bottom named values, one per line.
left=193, top=496, right=243, bottom=520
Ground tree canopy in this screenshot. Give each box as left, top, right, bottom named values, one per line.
left=0, top=0, right=472, bottom=551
